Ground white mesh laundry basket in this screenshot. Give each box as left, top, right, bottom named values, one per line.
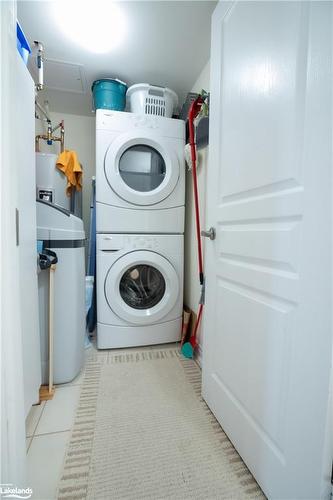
left=127, top=84, right=178, bottom=118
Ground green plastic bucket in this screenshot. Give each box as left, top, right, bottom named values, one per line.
left=92, top=79, right=127, bottom=111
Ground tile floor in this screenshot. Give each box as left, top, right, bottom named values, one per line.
left=26, top=371, right=83, bottom=499
left=26, top=342, right=180, bottom=500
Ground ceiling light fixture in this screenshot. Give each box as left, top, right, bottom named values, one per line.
left=52, top=0, right=127, bottom=54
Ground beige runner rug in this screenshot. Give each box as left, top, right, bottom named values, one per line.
left=57, top=349, right=264, bottom=500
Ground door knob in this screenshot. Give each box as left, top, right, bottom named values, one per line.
left=201, top=227, right=216, bottom=240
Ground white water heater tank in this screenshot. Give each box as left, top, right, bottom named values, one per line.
left=36, top=152, right=70, bottom=210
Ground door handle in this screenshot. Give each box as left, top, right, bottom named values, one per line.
left=201, top=227, right=216, bottom=240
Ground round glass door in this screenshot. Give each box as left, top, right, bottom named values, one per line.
left=104, top=133, right=180, bottom=206
left=119, top=145, right=166, bottom=192
left=119, top=264, right=166, bottom=309
left=104, top=250, right=179, bottom=325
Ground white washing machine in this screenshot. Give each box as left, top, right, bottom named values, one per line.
left=96, top=110, right=185, bottom=234
left=97, top=233, right=183, bottom=348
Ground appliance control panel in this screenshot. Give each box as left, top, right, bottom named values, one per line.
left=98, top=112, right=159, bottom=131
left=125, top=235, right=159, bottom=251
left=95, top=109, right=185, bottom=140
left=97, top=234, right=160, bottom=251
left=131, top=115, right=159, bottom=130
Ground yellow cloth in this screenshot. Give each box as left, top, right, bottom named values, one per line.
left=56, top=150, right=83, bottom=196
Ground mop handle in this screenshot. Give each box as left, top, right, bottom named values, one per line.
left=189, top=96, right=205, bottom=337
left=48, top=264, right=56, bottom=393
left=188, top=96, right=204, bottom=283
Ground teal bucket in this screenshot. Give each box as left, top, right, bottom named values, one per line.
left=92, top=79, right=127, bottom=111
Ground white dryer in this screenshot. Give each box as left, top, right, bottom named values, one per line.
left=96, top=233, right=183, bottom=348
left=96, top=110, right=185, bottom=234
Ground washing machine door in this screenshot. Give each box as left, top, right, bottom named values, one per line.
left=105, top=251, right=179, bottom=325
left=104, top=131, right=180, bottom=206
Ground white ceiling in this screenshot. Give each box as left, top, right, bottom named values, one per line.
left=18, top=1, right=216, bottom=116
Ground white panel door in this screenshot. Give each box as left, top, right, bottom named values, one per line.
left=202, top=2, right=332, bottom=498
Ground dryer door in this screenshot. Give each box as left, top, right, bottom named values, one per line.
left=105, top=250, right=179, bottom=325
left=104, top=132, right=180, bottom=206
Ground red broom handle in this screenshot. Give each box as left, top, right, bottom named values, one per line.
left=188, top=96, right=204, bottom=284
left=187, top=96, right=205, bottom=347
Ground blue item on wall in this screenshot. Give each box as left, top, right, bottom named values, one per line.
left=92, top=79, right=127, bottom=111
left=87, top=178, right=97, bottom=333
left=85, top=276, right=94, bottom=347
left=87, top=178, right=96, bottom=277
left=16, top=21, right=31, bottom=65
left=37, top=240, right=43, bottom=254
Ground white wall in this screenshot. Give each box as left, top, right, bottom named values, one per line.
left=184, top=60, right=210, bottom=352
left=35, top=112, right=95, bottom=250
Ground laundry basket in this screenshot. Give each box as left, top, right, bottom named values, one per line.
left=127, top=84, right=178, bottom=117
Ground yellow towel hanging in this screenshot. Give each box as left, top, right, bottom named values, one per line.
left=56, top=150, right=83, bottom=196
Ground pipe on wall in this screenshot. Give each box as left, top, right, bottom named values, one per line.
left=34, top=40, right=44, bottom=91
left=35, top=120, right=65, bottom=153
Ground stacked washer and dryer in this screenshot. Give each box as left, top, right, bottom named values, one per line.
left=96, top=110, right=185, bottom=348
